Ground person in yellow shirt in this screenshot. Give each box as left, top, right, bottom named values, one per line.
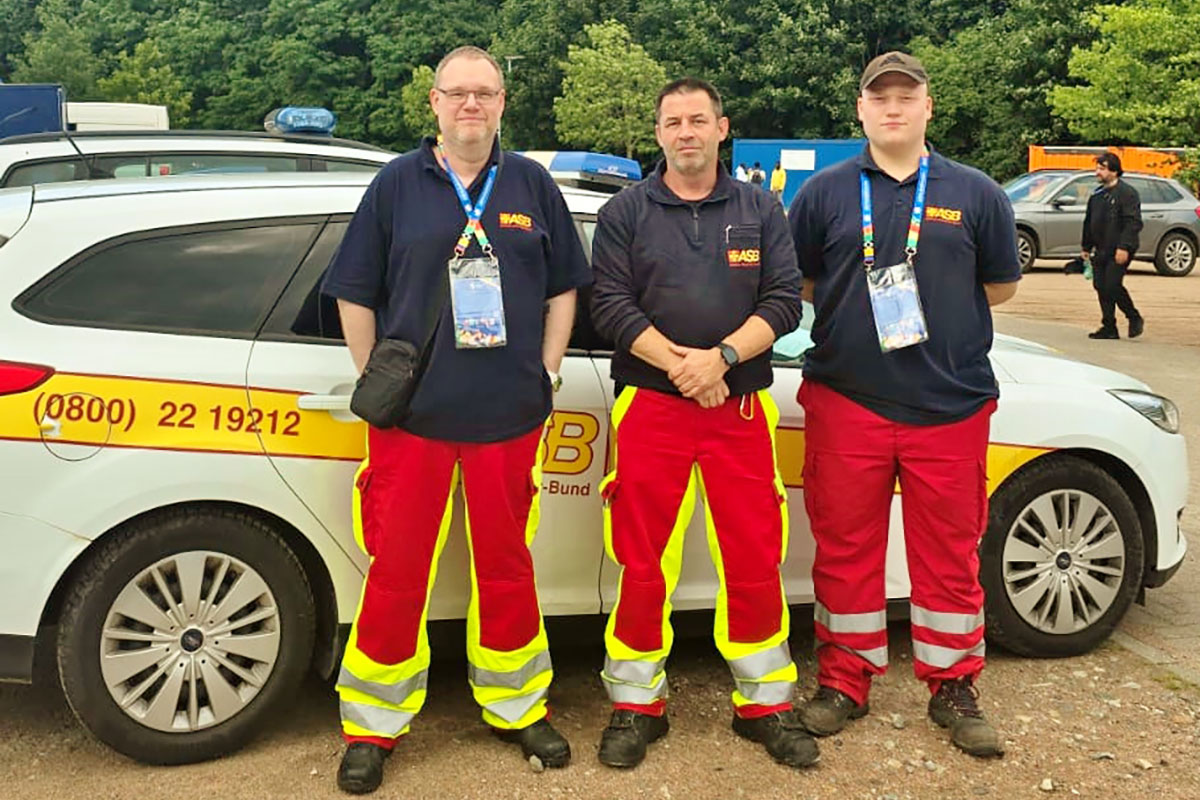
left=769, top=162, right=786, bottom=202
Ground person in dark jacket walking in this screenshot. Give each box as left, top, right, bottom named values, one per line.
left=1082, top=153, right=1144, bottom=339
left=590, top=77, right=812, bottom=771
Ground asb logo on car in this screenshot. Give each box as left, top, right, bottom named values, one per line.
left=499, top=212, right=533, bottom=231
left=727, top=248, right=761, bottom=268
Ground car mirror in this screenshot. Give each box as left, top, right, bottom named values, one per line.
left=1052, top=195, right=1078, bottom=208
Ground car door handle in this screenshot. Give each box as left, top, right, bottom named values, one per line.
left=297, top=393, right=352, bottom=411
left=1147, top=213, right=1164, bottom=219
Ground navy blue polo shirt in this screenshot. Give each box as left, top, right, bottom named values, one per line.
left=322, top=136, right=591, bottom=442
left=789, top=147, right=1021, bottom=425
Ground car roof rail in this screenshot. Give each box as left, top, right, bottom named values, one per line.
left=0, top=129, right=395, bottom=154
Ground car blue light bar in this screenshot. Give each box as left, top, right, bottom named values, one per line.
left=546, top=151, right=641, bottom=181
left=264, top=107, right=337, bottom=135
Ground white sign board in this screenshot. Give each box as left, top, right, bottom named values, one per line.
left=780, top=149, right=816, bottom=171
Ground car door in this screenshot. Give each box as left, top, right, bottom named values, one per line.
left=1042, top=175, right=1095, bottom=256
left=244, top=216, right=609, bottom=621
left=1123, top=176, right=1167, bottom=256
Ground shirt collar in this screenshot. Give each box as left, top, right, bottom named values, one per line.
left=855, top=143, right=946, bottom=183
left=420, top=134, right=504, bottom=185
left=646, top=159, right=734, bottom=205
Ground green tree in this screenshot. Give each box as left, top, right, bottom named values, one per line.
left=399, top=65, right=436, bottom=140
left=1049, top=0, right=1200, bottom=145
left=0, top=0, right=39, bottom=81
left=97, top=40, right=193, bottom=125
left=913, top=0, right=1096, bottom=180
left=554, top=20, right=666, bottom=158
left=11, top=0, right=104, bottom=101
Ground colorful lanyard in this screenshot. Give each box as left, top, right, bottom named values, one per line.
left=860, top=152, right=930, bottom=270
left=435, top=142, right=498, bottom=258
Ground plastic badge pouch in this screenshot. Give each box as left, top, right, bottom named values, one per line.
left=449, top=257, right=507, bottom=349
left=866, top=261, right=929, bottom=353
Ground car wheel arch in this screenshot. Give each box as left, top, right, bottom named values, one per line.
left=1015, top=225, right=1039, bottom=271
left=35, top=500, right=340, bottom=683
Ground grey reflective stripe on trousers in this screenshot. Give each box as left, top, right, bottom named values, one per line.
left=603, top=655, right=666, bottom=687
left=727, top=641, right=793, bottom=681
left=337, top=666, right=428, bottom=707
left=912, top=640, right=985, bottom=670
left=736, top=678, right=795, bottom=705
left=341, top=699, right=415, bottom=738
left=910, top=604, right=984, bottom=636
left=814, top=600, right=887, bottom=635
left=469, top=650, right=553, bottom=691
left=602, top=657, right=668, bottom=704
left=484, top=686, right=550, bottom=725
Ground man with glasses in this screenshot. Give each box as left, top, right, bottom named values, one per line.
left=322, top=45, right=590, bottom=794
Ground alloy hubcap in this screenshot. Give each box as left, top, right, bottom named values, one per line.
left=1002, top=490, right=1125, bottom=634
left=1164, top=239, right=1193, bottom=272
left=100, top=551, right=281, bottom=733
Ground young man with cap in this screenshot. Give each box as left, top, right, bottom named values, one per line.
left=1082, top=152, right=1144, bottom=339
left=590, top=77, right=812, bottom=771
left=788, top=52, right=1020, bottom=758
left=322, top=45, right=591, bottom=794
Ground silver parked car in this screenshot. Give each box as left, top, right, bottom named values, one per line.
left=1005, top=170, right=1200, bottom=276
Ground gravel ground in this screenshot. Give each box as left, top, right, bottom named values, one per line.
left=2, top=623, right=1198, bottom=800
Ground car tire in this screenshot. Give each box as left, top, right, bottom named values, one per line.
left=1154, top=231, right=1196, bottom=276
left=980, top=455, right=1143, bottom=658
left=56, top=507, right=315, bottom=765
left=1016, top=229, right=1037, bottom=273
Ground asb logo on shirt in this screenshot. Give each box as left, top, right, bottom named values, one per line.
left=499, top=212, right=534, bottom=231
left=727, top=248, right=761, bottom=268
left=926, top=206, right=963, bottom=225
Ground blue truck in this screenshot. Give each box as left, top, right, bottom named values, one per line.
left=0, top=84, right=66, bottom=140
left=732, top=138, right=865, bottom=208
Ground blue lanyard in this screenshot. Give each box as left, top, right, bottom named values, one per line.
left=860, top=153, right=930, bottom=269
left=436, top=143, right=498, bottom=258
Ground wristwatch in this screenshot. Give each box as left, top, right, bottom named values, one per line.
left=547, top=370, right=563, bottom=392
left=718, top=342, right=740, bottom=368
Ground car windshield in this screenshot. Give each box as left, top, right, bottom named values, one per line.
left=1004, top=173, right=1067, bottom=203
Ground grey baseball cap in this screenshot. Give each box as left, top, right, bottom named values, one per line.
left=860, top=51, right=929, bottom=92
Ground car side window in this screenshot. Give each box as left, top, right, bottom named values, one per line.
left=1155, top=182, right=1183, bottom=203
left=261, top=220, right=350, bottom=342
left=3, top=155, right=150, bottom=187
left=313, top=159, right=384, bottom=173
left=149, top=154, right=301, bottom=176
left=1124, top=177, right=1157, bottom=203
left=17, top=221, right=321, bottom=337
left=1054, top=176, right=1095, bottom=206
left=567, top=216, right=613, bottom=352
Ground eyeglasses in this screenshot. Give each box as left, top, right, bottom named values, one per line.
left=434, top=88, right=502, bottom=105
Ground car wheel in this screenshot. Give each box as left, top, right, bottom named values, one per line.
left=980, top=455, right=1143, bottom=658
left=1016, top=229, right=1037, bottom=273
left=1154, top=231, right=1196, bottom=276
left=56, top=507, right=315, bottom=765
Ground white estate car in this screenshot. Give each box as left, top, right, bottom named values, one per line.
left=0, top=173, right=1188, bottom=765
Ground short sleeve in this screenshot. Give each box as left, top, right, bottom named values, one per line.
left=973, top=178, right=1022, bottom=284
left=321, top=169, right=393, bottom=308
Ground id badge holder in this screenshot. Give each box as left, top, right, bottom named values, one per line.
left=448, top=256, right=507, bottom=349
left=865, top=260, right=929, bottom=353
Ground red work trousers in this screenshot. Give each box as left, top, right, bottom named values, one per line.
left=799, top=380, right=994, bottom=706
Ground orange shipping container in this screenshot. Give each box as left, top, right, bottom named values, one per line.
left=1029, top=145, right=1185, bottom=178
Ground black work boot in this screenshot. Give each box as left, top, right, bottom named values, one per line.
left=928, top=677, right=1004, bottom=758
left=732, top=709, right=820, bottom=768
left=1129, top=315, right=1145, bottom=338
left=598, top=709, right=669, bottom=768
left=337, top=742, right=390, bottom=795
left=798, top=685, right=870, bottom=736
left=1088, top=325, right=1119, bottom=339
left=494, top=718, right=572, bottom=767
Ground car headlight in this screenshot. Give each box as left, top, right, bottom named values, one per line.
left=1109, top=389, right=1180, bottom=434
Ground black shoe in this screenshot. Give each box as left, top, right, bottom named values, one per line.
left=494, top=718, right=571, bottom=768
left=598, top=709, right=669, bottom=768
left=732, top=710, right=820, bottom=769
left=1088, top=326, right=1119, bottom=339
left=337, top=742, right=390, bottom=795
left=1129, top=316, right=1145, bottom=338
left=798, top=685, right=869, bottom=736
left=928, top=678, right=1004, bottom=758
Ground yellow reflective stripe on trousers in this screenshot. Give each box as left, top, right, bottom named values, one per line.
left=463, top=432, right=552, bottom=730
left=910, top=604, right=985, bottom=635
left=337, top=463, right=459, bottom=739
left=350, top=434, right=371, bottom=554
